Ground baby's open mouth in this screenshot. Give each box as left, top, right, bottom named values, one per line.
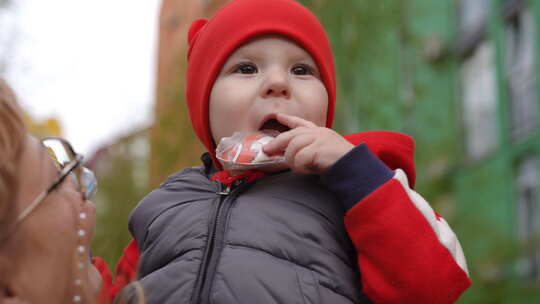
left=259, top=118, right=290, bottom=133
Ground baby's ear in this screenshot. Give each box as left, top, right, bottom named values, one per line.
left=188, top=18, right=208, bottom=47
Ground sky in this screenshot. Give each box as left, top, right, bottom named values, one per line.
left=1, top=0, right=161, bottom=155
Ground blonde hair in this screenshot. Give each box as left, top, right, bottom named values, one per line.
left=0, top=79, right=26, bottom=242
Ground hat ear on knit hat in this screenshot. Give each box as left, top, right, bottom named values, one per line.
left=186, top=0, right=336, bottom=168
left=187, top=18, right=208, bottom=55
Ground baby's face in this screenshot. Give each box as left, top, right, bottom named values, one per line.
left=209, top=35, right=328, bottom=145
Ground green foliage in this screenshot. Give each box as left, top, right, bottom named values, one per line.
left=150, top=66, right=204, bottom=188
left=92, top=147, right=150, bottom=268
left=454, top=213, right=540, bottom=304
left=304, top=0, right=462, bottom=197
left=301, top=0, right=404, bottom=133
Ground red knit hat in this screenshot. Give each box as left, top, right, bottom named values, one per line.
left=186, top=0, right=336, bottom=167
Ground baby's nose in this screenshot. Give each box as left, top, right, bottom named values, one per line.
left=262, top=69, right=290, bottom=99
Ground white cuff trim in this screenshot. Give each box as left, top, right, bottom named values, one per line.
left=393, top=169, right=469, bottom=275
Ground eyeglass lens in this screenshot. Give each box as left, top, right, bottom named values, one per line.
left=42, top=138, right=97, bottom=200
left=42, top=139, right=75, bottom=169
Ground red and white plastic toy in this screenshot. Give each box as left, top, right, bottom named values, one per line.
left=216, top=131, right=285, bottom=171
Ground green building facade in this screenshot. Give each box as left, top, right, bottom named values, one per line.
left=300, top=0, right=540, bottom=302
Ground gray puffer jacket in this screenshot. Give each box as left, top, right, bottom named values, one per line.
left=129, top=154, right=371, bottom=304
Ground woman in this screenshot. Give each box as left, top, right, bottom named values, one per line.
left=0, top=79, right=101, bottom=303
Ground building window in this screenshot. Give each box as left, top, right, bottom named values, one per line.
left=458, top=0, right=490, bottom=35
left=516, top=156, right=540, bottom=282
left=461, top=42, right=498, bottom=159
left=129, top=135, right=150, bottom=189
left=505, top=8, right=538, bottom=139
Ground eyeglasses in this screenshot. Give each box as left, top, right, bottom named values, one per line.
left=16, top=137, right=98, bottom=224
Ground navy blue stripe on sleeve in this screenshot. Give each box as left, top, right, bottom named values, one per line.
left=321, top=143, right=394, bottom=211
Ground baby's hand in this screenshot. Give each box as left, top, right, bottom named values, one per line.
left=263, top=113, right=354, bottom=174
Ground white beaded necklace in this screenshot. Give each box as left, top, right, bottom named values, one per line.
left=73, top=211, right=87, bottom=303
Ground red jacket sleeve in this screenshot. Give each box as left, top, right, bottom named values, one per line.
left=110, top=240, right=141, bottom=301
left=95, top=240, right=141, bottom=303
left=327, top=131, right=471, bottom=303
left=92, top=257, right=113, bottom=304
left=344, top=177, right=471, bottom=304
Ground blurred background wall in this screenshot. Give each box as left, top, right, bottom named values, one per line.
left=1, top=0, right=539, bottom=303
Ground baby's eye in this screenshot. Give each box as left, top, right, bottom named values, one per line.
left=291, top=65, right=313, bottom=76
left=233, top=63, right=258, bottom=74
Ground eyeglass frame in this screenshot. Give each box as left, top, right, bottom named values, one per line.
left=16, top=137, right=95, bottom=224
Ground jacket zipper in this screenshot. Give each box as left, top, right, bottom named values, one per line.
left=192, top=181, right=237, bottom=304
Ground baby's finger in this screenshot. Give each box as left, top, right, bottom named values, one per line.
left=292, top=143, right=319, bottom=174
left=263, top=127, right=307, bottom=154
left=276, top=113, right=317, bottom=129
left=284, top=135, right=315, bottom=166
